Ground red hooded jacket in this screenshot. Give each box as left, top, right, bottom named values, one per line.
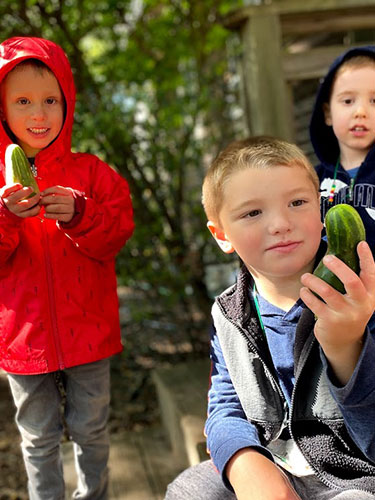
left=0, top=37, right=134, bottom=374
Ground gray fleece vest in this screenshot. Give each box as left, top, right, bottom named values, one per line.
left=213, top=267, right=375, bottom=493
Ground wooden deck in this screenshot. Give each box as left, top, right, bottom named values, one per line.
left=63, top=359, right=210, bottom=499
left=63, top=426, right=182, bottom=499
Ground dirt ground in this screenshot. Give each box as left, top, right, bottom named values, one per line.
left=0, top=372, right=28, bottom=500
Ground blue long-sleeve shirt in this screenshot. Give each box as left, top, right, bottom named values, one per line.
left=205, top=271, right=375, bottom=491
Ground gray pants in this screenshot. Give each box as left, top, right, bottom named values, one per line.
left=8, top=358, right=111, bottom=500
left=165, top=460, right=375, bottom=500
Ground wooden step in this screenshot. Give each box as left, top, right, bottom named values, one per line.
left=152, top=359, right=211, bottom=469
left=63, top=426, right=182, bottom=499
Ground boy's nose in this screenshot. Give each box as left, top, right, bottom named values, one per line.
left=268, top=212, right=292, bottom=234
left=354, top=104, right=367, bottom=118
left=31, top=104, right=46, bottom=119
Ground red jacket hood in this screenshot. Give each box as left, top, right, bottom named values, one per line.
left=0, top=37, right=76, bottom=160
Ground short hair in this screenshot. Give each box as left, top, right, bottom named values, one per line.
left=7, top=58, right=54, bottom=76
left=202, top=135, right=319, bottom=225
left=329, top=55, right=375, bottom=100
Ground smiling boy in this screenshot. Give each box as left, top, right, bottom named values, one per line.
left=1, top=61, right=64, bottom=157
left=166, top=136, right=375, bottom=500
left=0, top=37, right=134, bottom=499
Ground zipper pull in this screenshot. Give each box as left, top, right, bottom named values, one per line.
left=30, top=161, right=37, bottom=177
left=347, top=178, right=355, bottom=202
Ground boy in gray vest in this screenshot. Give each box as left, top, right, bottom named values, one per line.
left=166, top=136, right=375, bottom=499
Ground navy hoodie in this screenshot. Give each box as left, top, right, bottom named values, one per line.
left=310, top=46, right=375, bottom=254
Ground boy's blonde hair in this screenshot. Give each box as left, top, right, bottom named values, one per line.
left=202, top=136, right=319, bottom=225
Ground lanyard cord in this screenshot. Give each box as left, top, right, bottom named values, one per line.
left=328, top=157, right=340, bottom=203
left=328, top=156, right=357, bottom=203
left=252, top=283, right=265, bottom=335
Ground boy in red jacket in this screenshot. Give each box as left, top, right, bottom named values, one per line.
left=0, top=36, right=134, bottom=499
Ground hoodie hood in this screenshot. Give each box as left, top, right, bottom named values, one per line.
left=0, top=36, right=75, bottom=160
left=309, top=45, right=375, bottom=165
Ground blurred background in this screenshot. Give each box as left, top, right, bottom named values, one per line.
left=1, top=0, right=375, bottom=497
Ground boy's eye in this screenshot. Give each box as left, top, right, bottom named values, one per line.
left=245, top=209, right=261, bottom=218
left=46, top=97, right=57, bottom=105
left=343, top=98, right=353, bottom=105
left=17, top=98, right=29, bottom=105
left=291, top=199, right=306, bottom=207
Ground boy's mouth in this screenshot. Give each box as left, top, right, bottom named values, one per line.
left=266, top=241, right=300, bottom=253
left=28, top=127, right=49, bottom=134
left=350, top=125, right=368, bottom=132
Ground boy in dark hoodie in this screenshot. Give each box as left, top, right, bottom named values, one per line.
left=0, top=37, right=134, bottom=499
left=310, top=46, right=375, bottom=253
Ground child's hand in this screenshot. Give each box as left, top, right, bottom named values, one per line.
left=300, top=241, right=375, bottom=384
left=0, top=183, right=41, bottom=218
left=40, top=186, right=75, bottom=223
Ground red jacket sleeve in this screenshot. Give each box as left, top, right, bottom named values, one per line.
left=57, top=158, right=134, bottom=261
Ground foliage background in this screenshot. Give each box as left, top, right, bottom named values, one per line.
left=0, top=4, right=248, bottom=495
left=0, top=0, right=246, bottom=350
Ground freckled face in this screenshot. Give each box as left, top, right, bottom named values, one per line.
left=1, top=65, right=64, bottom=156
left=218, top=165, right=323, bottom=282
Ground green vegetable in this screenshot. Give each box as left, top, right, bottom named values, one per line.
left=313, top=203, right=366, bottom=294
left=5, top=144, right=40, bottom=198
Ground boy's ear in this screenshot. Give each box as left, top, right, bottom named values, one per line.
left=207, top=221, right=235, bottom=254
left=323, top=103, right=332, bottom=126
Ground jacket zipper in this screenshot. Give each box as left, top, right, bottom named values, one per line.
left=40, top=219, right=65, bottom=370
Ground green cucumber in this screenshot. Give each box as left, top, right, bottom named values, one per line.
left=313, top=204, right=366, bottom=294
left=5, top=144, right=40, bottom=198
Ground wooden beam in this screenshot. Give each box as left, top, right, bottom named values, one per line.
left=240, top=13, right=294, bottom=140
left=224, top=1, right=375, bottom=30
left=281, top=9, right=375, bottom=35
left=282, top=44, right=373, bottom=80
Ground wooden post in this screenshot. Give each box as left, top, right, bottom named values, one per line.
left=240, top=12, right=294, bottom=141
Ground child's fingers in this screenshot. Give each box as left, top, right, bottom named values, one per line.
left=300, top=271, right=348, bottom=312
left=22, top=203, right=42, bottom=218
left=0, top=183, right=23, bottom=198
left=40, top=194, right=68, bottom=205
left=357, top=241, right=375, bottom=292
left=44, top=203, right=72, bottom=215
left=299, top=285, right=329, bottom=318
left=3, top=188, right=40, bottom=210
left=40, top=185, right=73, bottom=197
left=320, top=254, right=367, bottom=301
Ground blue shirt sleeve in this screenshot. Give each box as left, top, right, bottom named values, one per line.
left=205, top=324, right=274, bottom=489
left=322, top=329, right=375, bottom=462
